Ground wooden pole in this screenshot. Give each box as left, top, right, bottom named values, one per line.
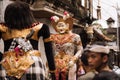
left=97, top=0, right=101, bottom=19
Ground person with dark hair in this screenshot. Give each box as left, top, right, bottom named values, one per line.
left=0, top=1, right=55, bottom=80
left=85, top=44, right=111, bottom=72
left=84, top=44, right=120, bottom=80
left=77, top=50, right=97, bottom=80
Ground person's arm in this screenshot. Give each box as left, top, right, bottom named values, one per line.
left=38, top=24, right=56, bottom=79
left=39, top=24, right=56, bottom=71
left=0, top=24, right=3, bottom=61
left=68, top=34, right=83, bottom=68
left=74, top=34, right=83, bottom=59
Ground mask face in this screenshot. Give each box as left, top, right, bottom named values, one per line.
left=56, top=22, right=69, bottom=34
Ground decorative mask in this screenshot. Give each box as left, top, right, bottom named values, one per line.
left=51, top=11, right=73, bottom=34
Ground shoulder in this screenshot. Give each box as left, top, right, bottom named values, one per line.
left=72, top=33, right=81, bottom=41
left=94, top=71, right=120, bottom=79
left=32, top=22, right=50, bottom=32
left=78, top=72, right=95, bottom=80
left=39, top=23, right=49, bottom=31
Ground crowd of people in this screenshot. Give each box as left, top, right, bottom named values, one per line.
left=0, top=1, right=120, bottom=80
left=78, top=44, right=120, bottom=80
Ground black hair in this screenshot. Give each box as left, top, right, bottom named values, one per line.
left=4, top=1, right=36, bottom=30
left=81, top=51, right=89, bottom=66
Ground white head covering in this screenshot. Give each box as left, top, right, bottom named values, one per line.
left=85, top=44, right=110, bottom=54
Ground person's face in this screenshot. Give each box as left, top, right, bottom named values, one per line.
left=56, top=22, right=69, bottom=34
left=87, top=52, right=104, bottom=70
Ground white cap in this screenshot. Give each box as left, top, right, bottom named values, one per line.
left=85, top=44, right=110, bottom=54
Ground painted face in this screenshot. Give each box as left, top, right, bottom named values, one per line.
left=56, top=22, right=69, bottom=34
left=87, top=52, right=103, bottom=70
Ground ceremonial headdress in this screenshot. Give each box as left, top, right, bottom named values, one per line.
left=51, top=11, right=73, bottom=31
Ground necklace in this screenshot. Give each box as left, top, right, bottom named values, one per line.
left=51, top=34, right=74, bottom=44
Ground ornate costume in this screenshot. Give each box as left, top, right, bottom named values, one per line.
left=50, top=12, right=83, bottom=80
left=51, top=33, right=83, bottom=80
left=0, top=23, right=55, bottom=80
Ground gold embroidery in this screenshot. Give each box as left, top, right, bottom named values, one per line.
left=2, top=50, right=34, bottom=79
left=31, top=23, right=43, bottom=40
left=29, top=50, right=41, bottom=57
left=0, top=24, right=8, bottom=32
left=51, top=34, right=74, bottom=44
left=55, top=52, right=72, bottom=70
left=44, top=37, right=52, bottom=42
left=1, top=50, right=41, bottom=79
left=1, top=23, right=43, bottom=40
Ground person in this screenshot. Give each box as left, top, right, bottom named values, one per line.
left=77, top=49, right=97, bottom=80
left=50, top=12, right=83, bottom=80
left=92, top=70, right=120, bottom=80
left=0, top=1, right=55, bottom=80
left=84, top=43, right=120, bottom=80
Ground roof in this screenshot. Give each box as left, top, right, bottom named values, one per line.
left=106, top=17, right=115, bottom=22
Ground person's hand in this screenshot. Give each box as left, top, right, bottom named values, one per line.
left=50, top=72, right=56, bottom=80
left=49, top=70, right=56, bottom=80
left=67, top=60, right=74, bottom=68
left=68, top=56, right=77, bottom=68
left=72, top=56, right=78, bottom=62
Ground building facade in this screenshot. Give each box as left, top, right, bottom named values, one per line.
left=1, top=0, right=94, bottom=33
